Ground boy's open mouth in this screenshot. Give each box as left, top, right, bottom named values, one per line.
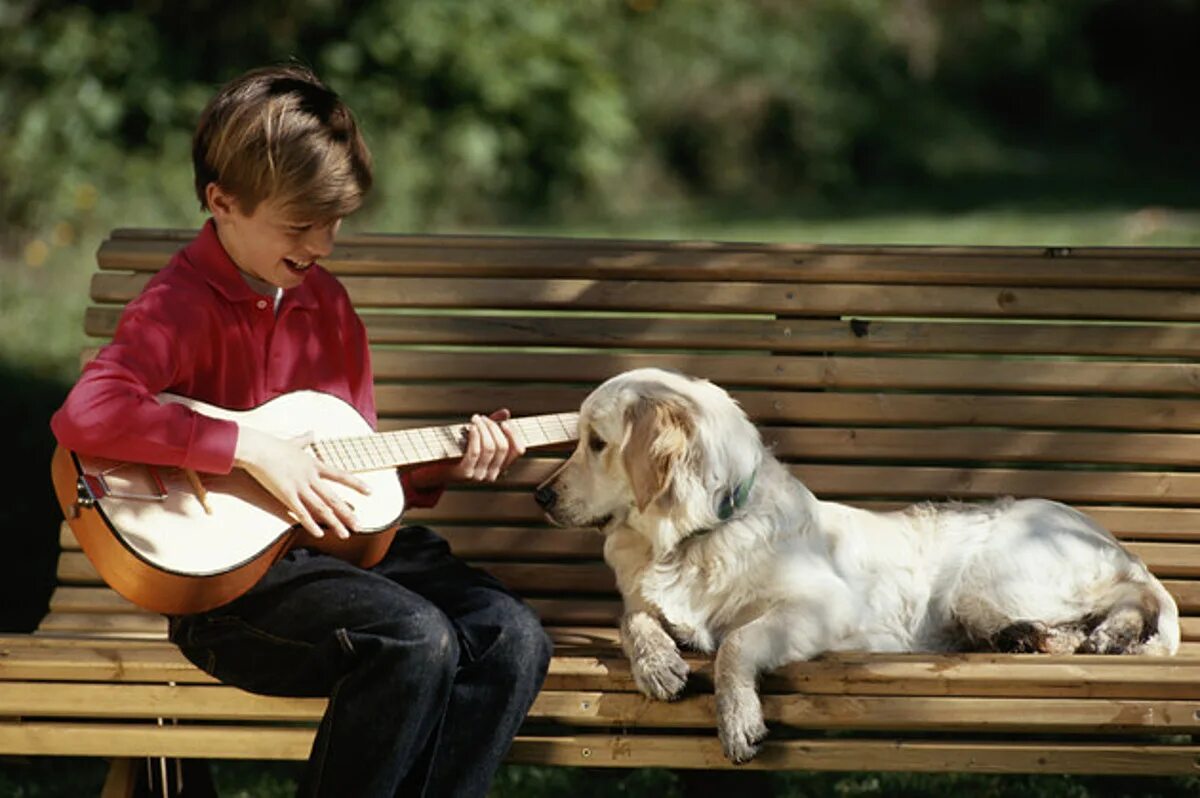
left=283, top=257, right=313, bottom=274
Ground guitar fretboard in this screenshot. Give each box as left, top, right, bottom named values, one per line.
left=308, top=412, right=580, bottom=473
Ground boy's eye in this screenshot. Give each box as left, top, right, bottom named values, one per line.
left=589, top=435, right=606, bottom=454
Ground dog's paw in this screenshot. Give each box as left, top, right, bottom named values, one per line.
left=631, top=646, right=689, bottom=701
left=717, top=687, right=768, bottom=764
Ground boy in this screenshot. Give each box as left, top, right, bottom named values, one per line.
left=51, top=64, right=552, bottom=797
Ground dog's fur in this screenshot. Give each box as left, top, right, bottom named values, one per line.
left=536, top=368, right=1180, bottom=763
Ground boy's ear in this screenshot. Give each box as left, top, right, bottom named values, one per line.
left=204, top=182, right=238, bottom=219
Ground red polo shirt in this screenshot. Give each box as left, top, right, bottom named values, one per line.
left=52, top=219, right=442, bottom=507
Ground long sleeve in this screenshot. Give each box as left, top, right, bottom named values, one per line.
left=51, top=283, right=239, bottom=474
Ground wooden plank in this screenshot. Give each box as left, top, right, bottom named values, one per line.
left=57, top=522, right=605, bottom=560
left=7, top=633, right=1200, bottom=699
left=530, top=691, right=1200, bottom=733
left=89, top=271, right=1200, bottom=321
left=411, top=468, right=1200, bottom=514
left=0, top=722, right=312, bottom=760
left=37, top=581, right=1200, bottom=649
left=53, top=553, right=617, bottom=595
left=33, top=598, right=623, bottom=636
left=54, top=511, right=1200, bottom=561
left=758, top=427, right=1200, bottom=468
left=72, top=345, right=1200, bottom=399
left=378, top=387, right=1200, bottom=433
left=35, top=613, right=168, bottom=638
left=96, top=233, right=1200, bottom=286
left=85, top=306, right=1200, bottom=358
left=0, top=683, right=324, bottom=721
left=507, top=735, right=1200, bottom=773
left=547, top=652, right=1200, bottom=700
left=4, top=683, right=1198, bottom=734
left=1126, top=543, right=1200, bottom=578
left=367, top=351, right=1200, bottom=396
left=1, top=722, right=1196, bottom=773
left=49, top=551, right=1200, bottom=610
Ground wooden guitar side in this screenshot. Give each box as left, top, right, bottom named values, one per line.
left=52, top=391, right=406, bottom=616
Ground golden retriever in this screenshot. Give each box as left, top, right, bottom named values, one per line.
left=535, top=367, right=1180, bottom=763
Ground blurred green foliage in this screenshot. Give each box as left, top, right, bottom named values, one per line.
left=2, top=0, right=1198, bottom=245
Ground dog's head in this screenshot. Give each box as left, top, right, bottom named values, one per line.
left=536, top=368, right=761, bottom=550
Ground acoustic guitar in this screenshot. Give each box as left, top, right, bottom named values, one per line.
left=51, top=390, right=579, bottom=616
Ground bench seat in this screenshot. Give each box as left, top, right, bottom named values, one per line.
left=9, top=230, right=1200, bottom=786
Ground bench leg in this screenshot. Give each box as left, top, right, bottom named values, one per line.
left=100, top=758, right=138, bottom=798
left=100, top=757, right=216, bottom=798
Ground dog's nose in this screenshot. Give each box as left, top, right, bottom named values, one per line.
left=534, top=485, right=557, bottom=510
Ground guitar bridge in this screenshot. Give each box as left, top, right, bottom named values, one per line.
left=77, top=463, right=169, bottom=506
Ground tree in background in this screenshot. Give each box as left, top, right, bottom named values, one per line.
left=2, top=0, right=1197, bottom=243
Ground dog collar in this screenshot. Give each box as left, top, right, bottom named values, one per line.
left=717, top=469, right=757, bottom=522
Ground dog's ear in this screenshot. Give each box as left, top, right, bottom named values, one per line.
left=621, top=396, right=694, bottom=512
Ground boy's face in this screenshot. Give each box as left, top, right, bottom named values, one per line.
left=207, top=184, right=341, bottom=290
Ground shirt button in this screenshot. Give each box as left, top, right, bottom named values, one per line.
left=256, top=299, right=268, bottom=310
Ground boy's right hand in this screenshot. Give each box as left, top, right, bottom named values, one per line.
left=233, top=426, right=370, bottom=540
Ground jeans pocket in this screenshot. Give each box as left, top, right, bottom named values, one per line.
left=172, top=614, right=328, bottom=697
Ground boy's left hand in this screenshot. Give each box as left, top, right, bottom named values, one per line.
left=408, top=409, right=526, bottom=490
left=449, top=409, right=526, bottom=482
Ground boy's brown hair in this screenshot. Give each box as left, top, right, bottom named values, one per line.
left=192, top=64, right=373, bottom=221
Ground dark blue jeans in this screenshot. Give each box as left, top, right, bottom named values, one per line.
left=168, top=526, right=553, bottom=797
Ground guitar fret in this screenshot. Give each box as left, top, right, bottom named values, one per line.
left=314, top=412, right=578, bottom=473
left=440, top=425, right=463, bottom=460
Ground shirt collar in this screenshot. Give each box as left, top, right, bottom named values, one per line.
left=180, top=218, right=319, bottom=310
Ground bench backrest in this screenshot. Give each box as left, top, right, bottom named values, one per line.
left=49, top=229, right=1200, bottom=649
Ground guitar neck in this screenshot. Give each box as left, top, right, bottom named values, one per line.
left=308, top=412, right=580, bottom=473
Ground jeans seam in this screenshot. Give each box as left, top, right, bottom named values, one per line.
left=306, top=671, right=348, bottom=797
left=204, top=615, right=320, bottom=652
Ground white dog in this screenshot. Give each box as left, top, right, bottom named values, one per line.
left=535, top=367, right=1180, bottom=763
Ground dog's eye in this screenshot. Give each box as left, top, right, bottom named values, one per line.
left=589, top=435, right=607, bottom=454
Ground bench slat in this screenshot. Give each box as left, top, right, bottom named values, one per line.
left=42, top=582, right=1200, bottom=643
left=3, top=682, right=1198, bottom=734
left=75, top=347, right=1200, bottom=397
left=55, top=508, right=1200, bottom=561
left=507, top=735, right=1200, bottom=774
left=368, top=350, right=1200, bottom=396
left=3, top=723, right=1197, bottom=773
left=96, top=233, right=1200, bottom=286
left=90, top=271, right=1200, bottom=321
left=376, top=387, right=1200, bottom=433
left=7, top=634, right=1200, bottom=699
left=48, top=555, right=1200, bottom=616
left=84, top=306, right=1200, bottom=359
left=759, top=427, right=1200, bottom=468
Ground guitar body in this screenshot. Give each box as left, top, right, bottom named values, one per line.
left=52, top=391, right=407, bottom=616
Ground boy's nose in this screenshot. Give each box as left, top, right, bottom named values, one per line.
left=304, top=221, right=339, bottom=259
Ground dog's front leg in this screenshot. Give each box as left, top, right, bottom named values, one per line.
left=715, top=608, right=832, bottom=764
left=620, top=600, right=689, bottom=701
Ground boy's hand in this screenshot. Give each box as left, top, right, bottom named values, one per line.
left=234, top=426, right=371, bottom=540
left=407, top=410, right=527, bottom=491
left=450, top=409, right=526, bottom=482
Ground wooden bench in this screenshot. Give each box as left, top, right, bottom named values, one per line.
left=6, top=229, right=1200, bottom=792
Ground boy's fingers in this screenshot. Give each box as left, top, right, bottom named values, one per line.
left=305, top=488, right=351, bottom=540
left=479, top=416, right=507, bottom=480
left=319, top=463, right=372, bottom=495
left=323, top=485, right=360, bottom=534
left=288, top=503, right=323, bottom=539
